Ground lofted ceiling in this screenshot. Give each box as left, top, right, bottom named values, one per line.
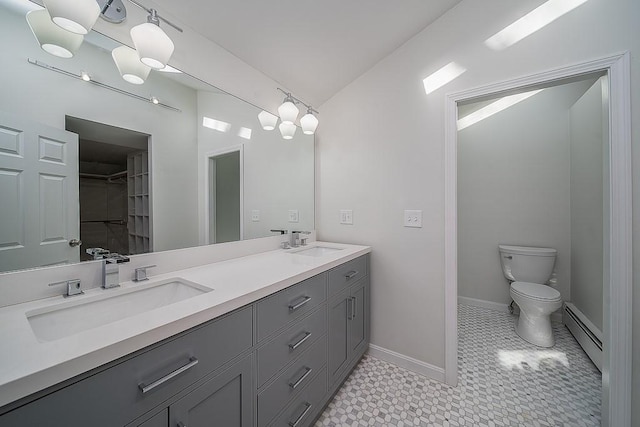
left=150, top=0, right=463, bottom=106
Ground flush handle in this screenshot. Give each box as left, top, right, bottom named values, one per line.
left=503, top=255, right=512, bottom=259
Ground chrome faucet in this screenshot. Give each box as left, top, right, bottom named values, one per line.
left=48, top=279, right=83, bottom=297
left=133, top=265, right=156, bottom=282
left=102, top=254, right=130, bottom=289
left=290, top=231, right=311, bottom=248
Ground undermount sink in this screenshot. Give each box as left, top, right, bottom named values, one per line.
left=292, top=246, right=343, bottom=257
left=26, top=278, right=212, bottom=342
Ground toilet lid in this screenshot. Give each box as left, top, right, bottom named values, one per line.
left=511, top=281, right=561, bottom=301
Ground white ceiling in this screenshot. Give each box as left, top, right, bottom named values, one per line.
left=150, top=0, right=463, bottom=106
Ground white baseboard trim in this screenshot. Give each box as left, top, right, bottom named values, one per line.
left=458, top=296, right=509, bottom=312
left=458, top=295, right=563, bottom=322
left=367, top=344, right=445, bottom=382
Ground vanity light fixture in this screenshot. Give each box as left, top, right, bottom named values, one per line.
left=43, top=0, right=101, bottom=35
left=278, top=92, right=299, bottom=124
left=279, top=122, right=297, bottom=140
left=300, top=107, right=319, bottom=135
left=112, top=45, right=151, bottom=85
left=128, top=0, right=183, bottom=70
left=26, top=9, right=84, bottom=59
left=263, top=88, right=319, bottom=138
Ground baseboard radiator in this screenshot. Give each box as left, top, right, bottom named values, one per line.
left=562, top=302, right=602, bottom=371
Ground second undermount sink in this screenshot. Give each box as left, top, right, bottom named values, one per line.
left=26, top=278, right=212, bottom=342
left=292, top=246, right=343, bottom=257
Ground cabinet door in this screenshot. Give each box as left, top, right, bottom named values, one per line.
left=349, top=279, right=368, bottom=356
left=170, top=355, right=253, bottom=427
left=327, top=287, right=350, bottom=387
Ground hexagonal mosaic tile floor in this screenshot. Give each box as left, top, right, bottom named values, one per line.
left=315, top=304, right=601, bottom=426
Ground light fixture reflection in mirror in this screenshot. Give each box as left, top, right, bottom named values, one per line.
left=112, top=45, right=151, bottom=85
left=43, top=0, right=100, bottom=35
left=26, top=9, right=83, bottom=58
left=258, top=110, right=278, bottom=130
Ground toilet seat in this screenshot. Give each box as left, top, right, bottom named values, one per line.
left=511, top=281, right=561, bottom=302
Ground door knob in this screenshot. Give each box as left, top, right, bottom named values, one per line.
left=69, top=239, right=82, bottom=247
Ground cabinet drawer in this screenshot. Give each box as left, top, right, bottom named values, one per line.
left=256, top=273, right=326, bottom=342
left=269, top=366, right=327, bottom=427
left=1, top=307, right=253, bottom=427
left=258, top=335, right=327, bottom=427
left=257, top=306, right=326, bottom=387
left=328, top=255, right=367, bottom=296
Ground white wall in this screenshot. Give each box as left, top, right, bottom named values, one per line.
left=0, top=7, right=200, bottom=254
left=569, top=77, right=605, bottom=332
left=316, top=0, right=639, bottom=419
left=457, top=84, right=591, bottom=305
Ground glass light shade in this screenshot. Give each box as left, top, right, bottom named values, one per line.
left=258, top=110, right=278, bottom=130
left=279, top=122, right=297, bottom=140
left=112, top=46, right=151, bottom=85
left=130, top=23, right=175, bottom=70
left=278, top=101, right=299, bottom=124
left=26, top=10, right=83, bottom=59
left=43, top=0, right=100, bottom=35
left=300, top=113, right=319, bottom=135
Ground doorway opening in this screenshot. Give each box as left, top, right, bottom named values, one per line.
left=444, top=53, right=632, bottom=426
left=206, top=147, right=243, bottom=244
left=66, top=117, right=152, bottom=260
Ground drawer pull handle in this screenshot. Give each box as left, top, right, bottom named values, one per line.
left=289, top=296, right=312, bottom=311
left=289, top=366, right=313, bottom=390
left=288, top=402, right=312, bottom=427
left=288, top=331, right=312, bottom=350
left=139, top=357, right=199, bottom=394
left=344, top=270, right=359, bottom=279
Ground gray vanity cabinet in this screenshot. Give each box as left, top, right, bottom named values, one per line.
left=327, top=256, right=370, bottom=390
left=0, top=253, right=370, bottom=427
left=169, top=354, right=253, bottom=427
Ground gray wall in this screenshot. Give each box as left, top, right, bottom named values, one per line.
left=317, top=4, right=638, bottom=416
left=569, top=77, right=606, bottom=332
left=457, top=85, right=588, bottom=305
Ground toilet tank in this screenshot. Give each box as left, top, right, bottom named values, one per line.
left=498, top=245, right=557, bottom=284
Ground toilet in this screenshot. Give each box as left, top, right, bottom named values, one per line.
left=498, top=245, right=562, bottom=347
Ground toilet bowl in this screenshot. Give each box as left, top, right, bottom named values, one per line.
left=510, top=281, right=562, bottom=347
left=499, top=245, right=562, bottom=347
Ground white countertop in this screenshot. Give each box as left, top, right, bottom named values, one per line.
left=0, top=242, right=370, bottom=408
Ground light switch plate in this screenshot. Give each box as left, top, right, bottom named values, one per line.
left=404, top=210, right=422, bottom=228
left=288, top=210, right=299, bottom=223
left=340, top=209, right=353, bottom=225
left=251, top=210, right=260, bottom=222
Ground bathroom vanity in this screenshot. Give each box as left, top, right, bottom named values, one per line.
left=0, top=244, right=370, bottom=427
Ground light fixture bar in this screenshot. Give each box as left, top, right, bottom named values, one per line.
left=276, top=87, right=319, bottom=115
left=27, top=58, right=181, bottom=112
left=127, top=0, right=183, bottom=32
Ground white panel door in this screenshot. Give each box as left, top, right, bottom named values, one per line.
left=0, top=111, right=79, bottom=272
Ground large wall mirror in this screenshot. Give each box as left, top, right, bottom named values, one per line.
left=0, top=0, right=314, bottom=273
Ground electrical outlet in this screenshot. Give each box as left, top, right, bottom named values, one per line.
left=404, top=210, right=422, bottom=228
left=251, top=210, right=260, bottom=222
left=340, top=209, right=353, bottom=225
left=288, top=209, right=299, bottom=223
